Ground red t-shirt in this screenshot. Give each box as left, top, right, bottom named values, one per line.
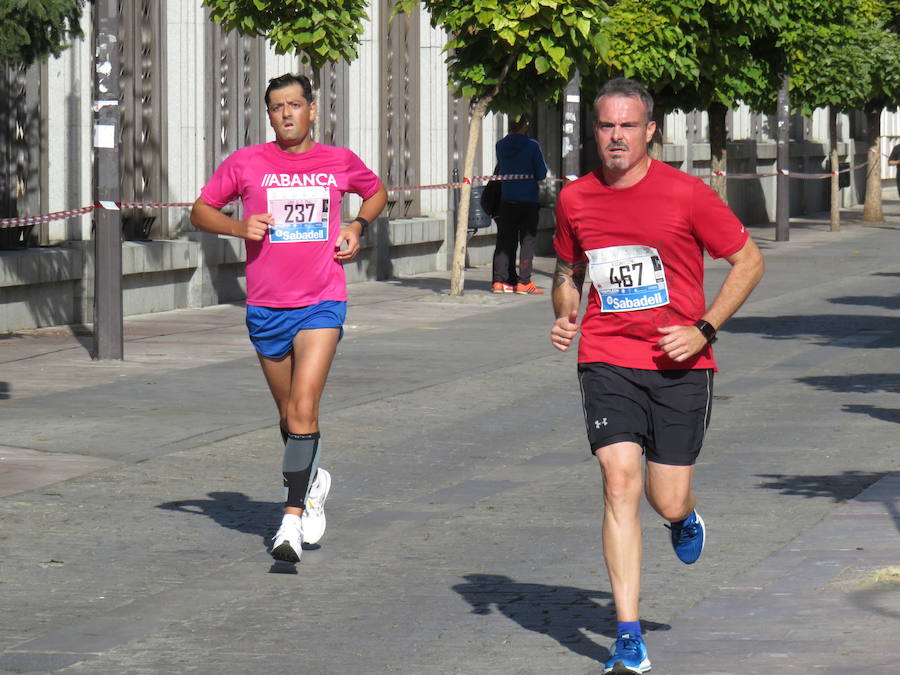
left=554, top=160, right=748, bottom=370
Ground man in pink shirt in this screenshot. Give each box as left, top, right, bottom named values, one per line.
left=191, top=73, right=387, bottom=564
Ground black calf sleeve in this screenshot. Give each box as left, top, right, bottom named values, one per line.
left=282, top=432, right=321, bottom=509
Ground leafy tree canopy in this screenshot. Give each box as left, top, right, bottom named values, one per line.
left=858, top=1, right=900, bottom=110
left=395, top=0, right=611, bottom=118
left=203, top=0, right=369, bottom=71
left=581, top=0, right=892, bottom=116
left=0, top=0, right=86, bottom=66
left=585, top=0, right=702, bottom=104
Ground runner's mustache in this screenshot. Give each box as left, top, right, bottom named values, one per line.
left=606, top=142, right=628, bottom=151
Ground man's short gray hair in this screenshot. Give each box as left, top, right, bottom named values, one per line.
left=594, top=78, right=654, bottom=123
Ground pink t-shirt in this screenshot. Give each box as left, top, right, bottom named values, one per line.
left=200, top=142, right=382, bottom=307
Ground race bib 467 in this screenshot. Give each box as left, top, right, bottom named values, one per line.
left=586, top=245, right=670, bottom=312
left=267, top=186, right=330, bottom=243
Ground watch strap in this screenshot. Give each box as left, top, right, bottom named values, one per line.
left=351, top=216, right=369, bottom=235
left=694, top=319, right=718, bottom=344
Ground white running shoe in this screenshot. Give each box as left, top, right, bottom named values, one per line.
left=301, top=468, right=331, bottom=545
left=271, top=513, right=303, bottom=563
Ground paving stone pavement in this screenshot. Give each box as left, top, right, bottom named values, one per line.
left=1, top=196, right=900, bottom=674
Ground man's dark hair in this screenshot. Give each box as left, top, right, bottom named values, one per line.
left=594, top=78, right=654, bottom=123
left=265, top=73, right=315, bottom=107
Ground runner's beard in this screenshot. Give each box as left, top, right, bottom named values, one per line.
left=603, top=145, right=629, bottom=170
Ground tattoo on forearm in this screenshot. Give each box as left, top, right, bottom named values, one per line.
left=553, top=258, right=586, bottom=291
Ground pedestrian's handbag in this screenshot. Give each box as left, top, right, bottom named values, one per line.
left=538, top=172, right=558, bottom=208
left=480, top=165, right=501, bottom=217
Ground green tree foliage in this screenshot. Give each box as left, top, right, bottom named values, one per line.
left=394, top=0, right=611, bottom=294
left=784, top=0, right=900, bottom=223
left=587, top=0, right=900, bottom=213
left=582, top=1, right=782, bottom=195
left=858, top=16, right=900, bottom=221
left=784, top=3, right=883, bottom=228
left=400, top=0, right=610, bottom=118
left=584, top=0, right=702, bottom=101
left=202, top=0, right=369, bottom=70
left=0, top=0, right=86, bottom=66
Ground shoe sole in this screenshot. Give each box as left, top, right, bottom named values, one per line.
left=271, top=541, right=301, bottom=563
left=691, top=512, right=706, bottom=563
left=605, top=664, right=651, bottom=674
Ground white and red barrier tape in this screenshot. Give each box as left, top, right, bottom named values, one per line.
left=0, top=201, right=194, bottom=230
left=0, top=161, right=878, bottom=230
left=700, top=160, right=869, bottom=180
left=0, top=175, right=527, bottom=229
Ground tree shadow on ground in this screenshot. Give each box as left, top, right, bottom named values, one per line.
left=724, top=314, right=900, bottom=347
left=796, top=374, right=900, bottom=425
left=756, top=470, right=900, bottom=538
left=851, top=584, right=900, bottom=622
left=755, top=471, right=887, bottom=504
left=452, top=573, right=669, bottom=664
left=829, top=295, right=900, bottom=311
left=841, top=403, right=900, bottom=424
left=798, top=373, right=900, bottom=394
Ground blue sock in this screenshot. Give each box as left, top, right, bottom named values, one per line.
left=673, top=509, right=696, bottom=527
left=617, top=621, right=642, bottom=638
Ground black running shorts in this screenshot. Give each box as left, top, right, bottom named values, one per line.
left=577, top=362, right=714, bottom=466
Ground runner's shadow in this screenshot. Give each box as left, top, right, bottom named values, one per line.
left=453, top=574, right=669, bottom=663
left=157, top=491, right=324, bottom=559
left=157, top=491, right=281, bottom=543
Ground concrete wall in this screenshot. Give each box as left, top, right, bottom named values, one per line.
left=657, top=139, right=868, bottom=225
left=0, top=210, right=557, bottom=332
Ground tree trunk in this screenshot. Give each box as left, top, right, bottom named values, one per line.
left=448, top=53, right=516, bottom=296
left=708, top=102, right=727, bottom=203
left=649, top=106, right=664, bottom=160
left=449, top=99, right=490, bottom=296
left=829, top=107, right=840, bottom=232
left=863, top=107, right=883, bottom=223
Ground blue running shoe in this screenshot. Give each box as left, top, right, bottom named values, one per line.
left=603, top=633, right=651, bottom=674
left=666, top=509, right=705, bottom=564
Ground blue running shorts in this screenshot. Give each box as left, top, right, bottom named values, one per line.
left=246, top=301, right=346, bottom=358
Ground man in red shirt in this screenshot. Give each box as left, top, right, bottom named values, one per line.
left=550, top=78, right=764, bottom=674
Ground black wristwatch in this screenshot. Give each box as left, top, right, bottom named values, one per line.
left=351, top=216, right=369, bottom=235
left=694, top=319, right=718, bottom=344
